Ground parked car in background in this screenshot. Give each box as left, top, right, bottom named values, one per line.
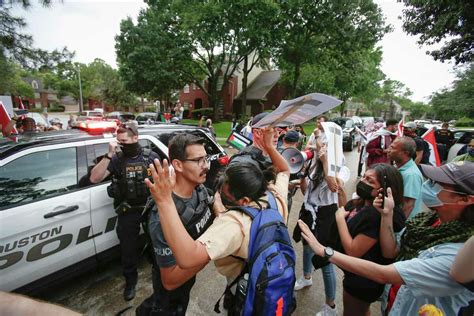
left=360, top=116, right=375, bottom=127
left=82, top=110, right=104, bottom=118
left=105, top=112, right=136, bottom=125
left=136, top=112, right=164, bottom=125
left=330, top=117, right=356, bottom=151
left=351, top=116, right=363, bottom=127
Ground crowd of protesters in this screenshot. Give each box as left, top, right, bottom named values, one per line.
left=272, top=116, right=473, bottom=316
left=237, top=114, right=473, bottom=316
left=1, top=110, right=472, bottom=316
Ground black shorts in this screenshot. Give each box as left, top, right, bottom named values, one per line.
left=343, top=283, right=384, bottom=303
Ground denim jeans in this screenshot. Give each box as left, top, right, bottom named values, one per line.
left=303, top=244, right=336, bottom=302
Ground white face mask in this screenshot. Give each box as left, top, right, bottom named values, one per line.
left=421, top=180, right=468, bottom=208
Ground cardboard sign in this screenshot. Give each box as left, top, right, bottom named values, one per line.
left=253, top=93, right=342, bottom=128
left=321, top=122, right=344, bottom=178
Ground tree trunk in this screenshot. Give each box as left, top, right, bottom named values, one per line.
left=339, top=100, right=346, bottom=116
left=208, top=76, right=219, bottom=122
left=291, top=61, right=301, bottom=98
left=242, top=56, right=249, bottom=116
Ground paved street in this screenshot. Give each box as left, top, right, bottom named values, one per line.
left=36, top=147, right=382, bottom=315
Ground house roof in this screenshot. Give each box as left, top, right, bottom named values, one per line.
left=236, top=70, right=281, bottom=101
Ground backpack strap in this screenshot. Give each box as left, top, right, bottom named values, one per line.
left=266, top=191, right=278, bottom=210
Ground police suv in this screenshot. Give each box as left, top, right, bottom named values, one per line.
left=0, top=123, right=227, bottom=293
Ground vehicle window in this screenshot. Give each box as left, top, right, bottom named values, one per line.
left=153, top=131, right=222, bottom=155
left=331, top=119, right=346, bottom=129
left=0, top=148, right=78, bottom=208
left=457, top=131, right=472, bottom=144
left=81, top=143, right=113, bottom=186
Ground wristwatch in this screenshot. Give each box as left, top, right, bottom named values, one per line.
left=103, top=154, right=112, bottom=160
left=324, top=247, right=334, bottom=259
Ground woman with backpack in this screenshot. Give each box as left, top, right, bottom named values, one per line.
left=333, top=163, right=405, bottom=316
left=145, top=126, right=296, bottom=315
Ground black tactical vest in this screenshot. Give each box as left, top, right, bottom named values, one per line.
left=140, top=184, right=215, bottom=316
left=112, top=149, right=152, bottom=206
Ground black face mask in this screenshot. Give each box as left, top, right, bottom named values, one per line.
left=356, top=181, right=375, bottom=200
left=120, top=142, right=141, bottom=157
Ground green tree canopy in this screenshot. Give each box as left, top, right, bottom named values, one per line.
left=275, top=0, right=390, bottom=98
left=400, top=0, right=474, bottom=64
left=430, top=64, right=474, bottom=120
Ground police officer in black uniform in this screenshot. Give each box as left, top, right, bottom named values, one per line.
left=90, top=123, right=159, bottom=301
left=136, top=133, right=215, bottom=315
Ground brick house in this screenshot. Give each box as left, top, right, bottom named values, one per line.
left=17, top=77, right=59, bottom=109
left=179, top=59, right=285, bottom=119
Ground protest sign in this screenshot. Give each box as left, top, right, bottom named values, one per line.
left=321, top=122, right=344, bottom=178
left=252, top=93, right=342, bottom=128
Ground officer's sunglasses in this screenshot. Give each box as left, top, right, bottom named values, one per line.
left=182, top=155, right=211, bottom=167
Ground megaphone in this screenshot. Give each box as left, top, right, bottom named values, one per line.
left=281, top=147, right=314, bottom=174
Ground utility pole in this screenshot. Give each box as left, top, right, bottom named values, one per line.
left=77, top=67, right=83, bottom=112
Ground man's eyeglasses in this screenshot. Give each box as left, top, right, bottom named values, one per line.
left=183, top=155, right=211, bottom=167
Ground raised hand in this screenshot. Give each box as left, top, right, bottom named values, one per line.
left=144, top=159, right=175, bottom=205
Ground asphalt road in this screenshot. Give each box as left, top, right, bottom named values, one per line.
left=36, top=147, right=382, bottom=316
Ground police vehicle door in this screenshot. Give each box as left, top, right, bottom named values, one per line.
left=0, top=142, right=94, bottom=291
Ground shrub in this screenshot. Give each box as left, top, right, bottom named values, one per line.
left=49, top=104, right=65, bottom=112
left=455, top=117, right=474, bottom=127
left=358, top=111, right=372, bottom=116
left=144, top=106, right=156, bottom=112
left=191, top=108, right=213, bottom=119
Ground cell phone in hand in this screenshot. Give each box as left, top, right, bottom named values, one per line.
left=381, top=175, right=387, bottom=209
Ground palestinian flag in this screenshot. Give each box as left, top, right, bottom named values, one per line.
left=227, top=131, right=252, bottom=150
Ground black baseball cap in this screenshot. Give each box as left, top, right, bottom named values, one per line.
left=284, top=130, right=300, bottom=143
left=420, top=161, right=474, bottom=195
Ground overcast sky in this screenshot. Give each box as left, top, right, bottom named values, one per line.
left=12, top=0, right=457, bottom=103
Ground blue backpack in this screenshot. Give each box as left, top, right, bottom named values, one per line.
left=216, top=192, right=296, bottom=316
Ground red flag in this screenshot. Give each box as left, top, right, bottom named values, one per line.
left=0, top=101, right=18, bottom=135
left=396, top=117, right=404, bottom=137
left=422, top=128, right=441, bottom=166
